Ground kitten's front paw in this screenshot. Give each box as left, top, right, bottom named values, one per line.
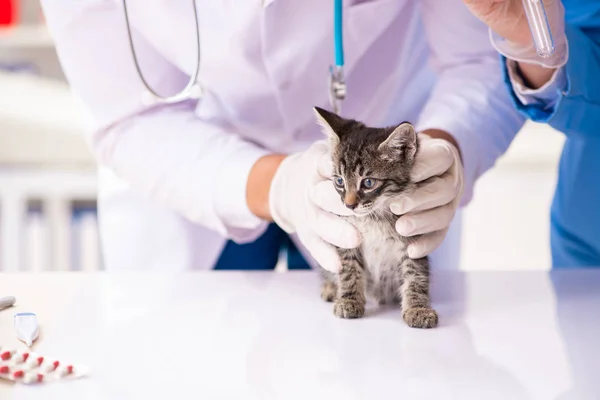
left=333, top=299, right=365, bottom=319
left=320, top=281, right=337, bottom=302
left=403, top=307, right=438, bottom=328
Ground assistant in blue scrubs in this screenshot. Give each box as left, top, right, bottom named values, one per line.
left=499, top=7, right=600, bottom=398
left=501, top=1, right=600, bottom=268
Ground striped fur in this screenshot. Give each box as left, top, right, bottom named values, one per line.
left=314, top=107, right=438, bottom=328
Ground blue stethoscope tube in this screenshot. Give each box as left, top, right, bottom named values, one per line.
left=334, top=0, right=344, bottom=67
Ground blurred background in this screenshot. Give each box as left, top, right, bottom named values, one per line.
left=0, top=0, right=565, bottom=273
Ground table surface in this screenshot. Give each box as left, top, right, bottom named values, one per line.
left=0, top=270, right=598, bottom=400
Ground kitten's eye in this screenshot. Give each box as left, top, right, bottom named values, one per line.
left=334, top=177, right=345, bottom=187
left=362, top=178, right=376, bottom=189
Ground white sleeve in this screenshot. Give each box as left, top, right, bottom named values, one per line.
left=505, top=59, right=567, bottom=108
left=40, top=0, right=269, bottom=242
left=417, top=0, right=526, bottom=205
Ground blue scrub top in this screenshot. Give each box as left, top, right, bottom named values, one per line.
left=501, top=1, right=600, bottom=268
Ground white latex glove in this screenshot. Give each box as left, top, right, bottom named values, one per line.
left=389, top=134, right=464, bottom=259
left=269, top=140, right=361, bottom=273
left=463, top=0, right=568, bottom=68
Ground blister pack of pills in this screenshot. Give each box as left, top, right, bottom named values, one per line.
left=0, top=346, right=88, bottom=384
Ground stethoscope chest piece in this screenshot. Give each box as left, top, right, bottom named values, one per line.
left=328, top=65, right=346, bottom=115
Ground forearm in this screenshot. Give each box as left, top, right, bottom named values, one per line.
left=246, top=154, right=286, bottom=221
left=94, top=102, right=271, bottom=241
left=415, top=63, right=524, bottom=206
left=40, top=0, right=278, bottom=240
left=418, top=0, right=526, bottom=206
left=502, top=21, right=600, bottom=139
left=517, top=62, right=557, bottom=89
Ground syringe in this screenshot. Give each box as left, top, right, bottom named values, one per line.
left=522, top=0, right=555, bottom=58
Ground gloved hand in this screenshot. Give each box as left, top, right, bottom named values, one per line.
left=389, top=134, right=464, bottom=259
left=269, top=140, right=361, bottom=273
left=462, top=0, right=567, bottom=68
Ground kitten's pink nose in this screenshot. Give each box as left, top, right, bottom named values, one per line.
left=344, top=193, right=358, bottom=210
left=345, top=203, right=358, bottom=210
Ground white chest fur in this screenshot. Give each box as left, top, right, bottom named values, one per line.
left=361, top=223, right=407, bottom=277
left=346, top=212, right=408, bottom=302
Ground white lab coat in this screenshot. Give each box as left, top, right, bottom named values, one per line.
left=40, top=0, right=524, bottom=271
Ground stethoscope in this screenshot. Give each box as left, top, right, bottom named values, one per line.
left=122, top=0, right=347, bottom=113
left=123, top=0, right=555, bottom=112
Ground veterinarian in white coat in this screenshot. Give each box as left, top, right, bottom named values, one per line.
left=40, top=0, right=524, bottom=272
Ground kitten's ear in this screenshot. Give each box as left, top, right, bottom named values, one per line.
left=378, top=122, right=417, bottom=161
left=313, top=106, right=345, bottom=146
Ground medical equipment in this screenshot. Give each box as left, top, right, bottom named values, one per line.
left=122, top=0, right=202, bottom=105
left=522, top=0, right=555, bottom=58
left=0, top=347, right=85, bottom=384
left=0, top=296, right=15, bottom=310
left=329, top=0, right=346, bottom=114
left=14, top=312, right=40, bottom=348
left=123, top=0, right=347, bottom=111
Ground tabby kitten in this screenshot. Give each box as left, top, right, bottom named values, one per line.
left=313, top=106, right=438, bottom=329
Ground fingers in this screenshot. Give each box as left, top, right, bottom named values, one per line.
left=311, top=207, right=361, bottom=249
left=298, top=230, right=342, bottom=273
left=317, top=151, right=334, bottom=179
left=395, top=202, right=455, bottom=236
left=309, top=181, right=354, bottom=216
left=305, top=139, right=333, bottom=180
left=411, top=139, right=455, bottom=183
left=389, top=175, right=459, bottom=215
left=406, top=228, right=448, bottom=259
